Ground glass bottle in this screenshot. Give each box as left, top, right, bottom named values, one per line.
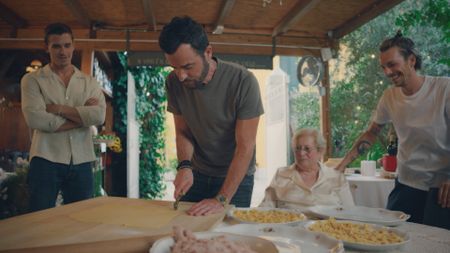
left=387, top=136, right=398, bottom=156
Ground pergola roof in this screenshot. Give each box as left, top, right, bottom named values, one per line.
left=0, top=0, right=404, bottom=56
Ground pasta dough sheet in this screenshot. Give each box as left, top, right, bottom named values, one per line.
left=69, top=203, right=180, bottom=229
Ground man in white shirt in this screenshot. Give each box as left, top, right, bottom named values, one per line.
left=335, top=32, right=449, bottom=229
left=21, top=23, right=106, bottom=212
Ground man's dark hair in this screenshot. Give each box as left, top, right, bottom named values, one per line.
left=44, top=23, right=73, bottom=45
left=379, top=31, right=422, bottom=70
left=159, top=16, right=209, bottom=55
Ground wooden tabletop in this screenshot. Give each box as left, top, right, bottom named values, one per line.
left=0, top=196, right=230, bottom=253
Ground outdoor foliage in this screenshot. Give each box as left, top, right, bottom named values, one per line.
left=113, top=52, right=169, bottom=199
left=290, top=0, right=449, bottom=166
left=289, top=91, right=320, bottom=131
left=0, top=162, right=29, bottom=219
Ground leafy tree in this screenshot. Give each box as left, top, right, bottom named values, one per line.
left=290, top=91, right=320, bottom=131
left=291, top=0, right=449, bottom=167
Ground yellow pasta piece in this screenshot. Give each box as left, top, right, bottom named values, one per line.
left=233, top=209, right=306, bottom=223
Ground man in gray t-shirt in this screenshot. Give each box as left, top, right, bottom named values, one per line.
left=159, top=16, right=264, bottom=216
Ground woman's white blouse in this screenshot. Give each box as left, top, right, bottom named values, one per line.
left=259, top=163, right=354, bottom=209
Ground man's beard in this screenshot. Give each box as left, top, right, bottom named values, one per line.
left=182, top=56, right=210, bottom=89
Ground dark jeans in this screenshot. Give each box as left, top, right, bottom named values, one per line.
left=28, top=157, right=93, bottom=212
left=387, top=179, right=450, bottom=230
left=181, top=170, right=254, bottom=207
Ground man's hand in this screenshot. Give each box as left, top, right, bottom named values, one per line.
left=85, top=98, right=99, bottom=106
left=173, top=168, right=193, bottom=200
left=438, top=180, right=450, bottom=208
left=187, top=198, right=224, bottom=216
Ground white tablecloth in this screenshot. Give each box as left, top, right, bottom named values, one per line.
left=346, top=173, right=395, bottom=208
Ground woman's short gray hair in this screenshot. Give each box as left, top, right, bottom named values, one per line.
left=291, top=128, right=327, bottom=151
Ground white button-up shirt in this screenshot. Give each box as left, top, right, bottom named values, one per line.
left=21, top=65, right=106, bottom=165
left=259, top=163, right=354, bottom=209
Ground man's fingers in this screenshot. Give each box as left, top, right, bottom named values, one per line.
left=438, top=182, right=450, bottom=208
left=187, top=199, right=224, bottom=216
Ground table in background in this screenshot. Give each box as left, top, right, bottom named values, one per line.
left=346, top=172, right=395, bottom=208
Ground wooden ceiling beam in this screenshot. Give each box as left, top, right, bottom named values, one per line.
left=0, top=38, right=320, bottom=57
left=272, top=0, right=321, bottom=37
left=63, top=0, right=91, bottom=28
left=212, top=0, right=236, bottom=34
left=0, top=2, right=28, bottom=28
left=142, top=0, right=157, bottom=32
left=332, top=0, right=405, bottom=39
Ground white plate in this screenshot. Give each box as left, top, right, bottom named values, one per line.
left=304, top=220, right=410, bottom=251
left=308, top=205, right=410, bottom=226
left=214, top=224, right=344, bottom=253
left=149, top=231, right=278, bottom=253
left=228, top=207, right=307, bottom=225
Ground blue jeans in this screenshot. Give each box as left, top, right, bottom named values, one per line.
left=181, top=170, right=254, bottom=207
left=387, top=179, right=450, bottom=229
left=28, top=157, right=93, bottom=212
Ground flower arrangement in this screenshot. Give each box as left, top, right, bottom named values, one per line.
left=93, top=134, right=122, bottom=153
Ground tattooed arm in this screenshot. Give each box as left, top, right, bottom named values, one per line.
left=335, top=122, right=385, bottom=172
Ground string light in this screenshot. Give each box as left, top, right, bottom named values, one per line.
left=262, top=0, right=283, bottom=7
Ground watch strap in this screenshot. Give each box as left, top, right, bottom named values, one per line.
left=176, top=160, right=192, bottom=171
left=215, top=193, right=228, bottom=206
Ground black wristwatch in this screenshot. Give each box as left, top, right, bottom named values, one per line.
left=215, top=193, right=228, bottom=206
left=176, top=160, right=192, bottom=171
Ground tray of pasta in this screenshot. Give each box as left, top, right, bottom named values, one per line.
left=304, top=218, right=409, bottom=251
left=228, top=207, right=307, bottom=225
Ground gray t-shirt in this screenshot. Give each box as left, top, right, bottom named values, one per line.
left=166, top=58, right=264, bottom=177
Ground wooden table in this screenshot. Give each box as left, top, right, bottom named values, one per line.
left=0, top=196, right=230, bottom=253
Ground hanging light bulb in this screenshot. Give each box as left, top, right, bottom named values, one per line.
left=26, top=59, right=43, bottom=73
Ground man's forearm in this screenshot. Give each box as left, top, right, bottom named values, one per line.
left=337, top=123, right=383, bottom=171
left=59, top=105, right=83, bottom=124
left=55, top=120, right=82, bottom=132
left=219, top=145, right=255, bottom=200
left=176, top=131, right=194, bottom=161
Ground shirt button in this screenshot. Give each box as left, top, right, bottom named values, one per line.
left=65, top=96, right=69, bottom=100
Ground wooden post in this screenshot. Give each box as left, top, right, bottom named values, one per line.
left=80, top=49, right=94, bottom=75
left=320, top=61, right=332, bottom=161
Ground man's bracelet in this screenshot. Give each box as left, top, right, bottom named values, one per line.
left=176, top=160, right=192, bottom=171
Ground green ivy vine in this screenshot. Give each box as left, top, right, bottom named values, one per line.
left=112, top=52, right=169, bottom=199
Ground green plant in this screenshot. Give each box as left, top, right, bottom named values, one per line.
left=0, top=166, right=29, bottom=219
left=113, top=52, right=169, bottom=199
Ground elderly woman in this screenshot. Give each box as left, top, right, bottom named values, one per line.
left=259, top=128, right=354, bottom=209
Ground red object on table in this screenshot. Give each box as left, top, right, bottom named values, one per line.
left=382, top=155, right=397, bottom=172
